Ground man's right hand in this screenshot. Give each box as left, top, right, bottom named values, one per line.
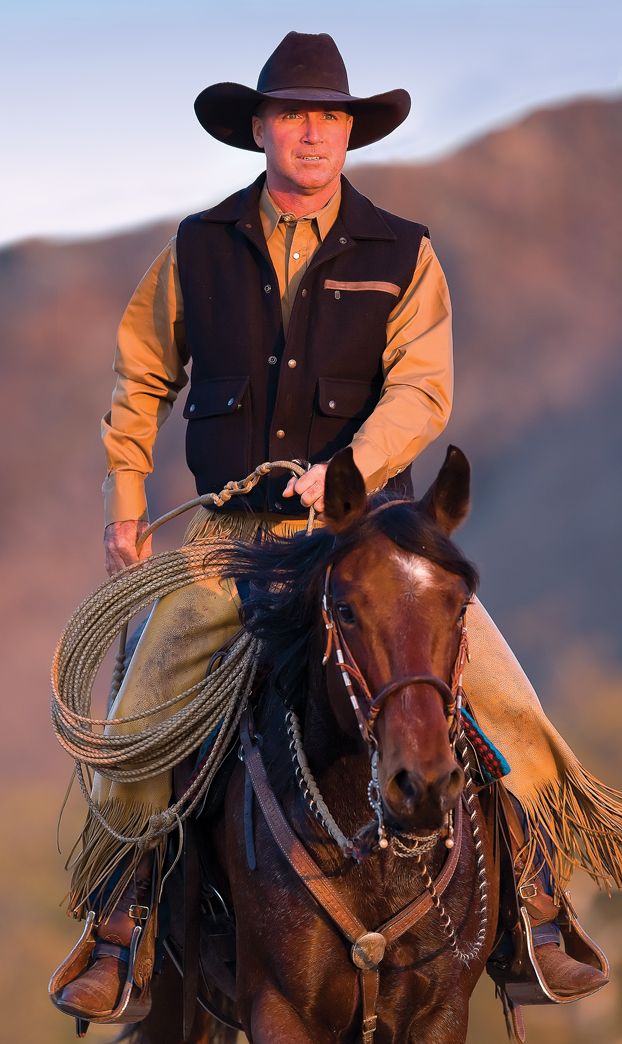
left=104, top=520, right=153, bottom=576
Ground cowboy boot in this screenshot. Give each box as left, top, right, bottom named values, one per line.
left=50, top=852, right=156, bottom=1024
left=518, top=879, right=608, bottom=997
left=495, top=788, right=608, bottom=1000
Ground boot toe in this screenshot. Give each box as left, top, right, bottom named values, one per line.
left=56, top=956, right=126, bottom=1018
left=535, top=942, right=608, bottom=997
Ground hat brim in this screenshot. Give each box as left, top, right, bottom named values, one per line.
left=194, top=83, right=411, bottom=151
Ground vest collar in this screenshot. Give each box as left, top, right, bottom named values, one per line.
left=200, top=173, right=396, bottom=243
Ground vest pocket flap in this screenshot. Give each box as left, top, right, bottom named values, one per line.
left=184, top=377, right=250, bottom=419
left=317, top=377, right=376, bottom=420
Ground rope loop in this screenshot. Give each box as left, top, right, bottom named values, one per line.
left=51, top=460, right=312, bottom=849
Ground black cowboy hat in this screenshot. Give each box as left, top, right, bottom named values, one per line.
left=194, top=32, right=411, bottom=152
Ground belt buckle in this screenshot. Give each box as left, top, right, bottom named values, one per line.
left=519, top=883, right=538, bottom=900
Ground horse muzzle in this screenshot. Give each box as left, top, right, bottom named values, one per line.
left=382, top=760, right=465, bottom=831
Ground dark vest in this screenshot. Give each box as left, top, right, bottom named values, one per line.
left=176, top=174, right=428, bottom=513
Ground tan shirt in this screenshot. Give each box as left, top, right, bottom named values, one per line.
left=102, top=185, right=453, bottom=524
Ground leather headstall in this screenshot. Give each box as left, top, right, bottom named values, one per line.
left=321, top=560, right=470, bottom=750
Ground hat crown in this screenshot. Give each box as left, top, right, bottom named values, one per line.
left=257, top=32, right=350, bottom=96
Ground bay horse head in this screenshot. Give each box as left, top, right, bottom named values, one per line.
left=321, top=444, right=477, bottom=839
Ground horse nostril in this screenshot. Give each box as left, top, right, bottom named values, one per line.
left=444, top=767, right=465, bottom=800
left=393, top=769, right=419, bottom=802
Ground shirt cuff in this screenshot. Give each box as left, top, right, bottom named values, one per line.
left=349, top=438, right=391, bottom=494
left=102, top=470, right=149, bottom=527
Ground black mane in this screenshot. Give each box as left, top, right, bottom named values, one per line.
left=209, top=498, right=478, bottom=713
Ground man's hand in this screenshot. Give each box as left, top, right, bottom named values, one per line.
left=104, top=520, right=153, bottom=576
left=283, top=462, right=328, bottom=515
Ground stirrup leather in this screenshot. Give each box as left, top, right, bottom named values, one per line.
left=48, top=906, right=154, bottom=1031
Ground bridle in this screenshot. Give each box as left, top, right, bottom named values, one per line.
left=321, top=559, right=470, bottom=750
left=239, top=526, right=488, bottom=1043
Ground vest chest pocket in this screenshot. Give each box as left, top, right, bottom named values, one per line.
left=183, top=376, right=251, bottom=489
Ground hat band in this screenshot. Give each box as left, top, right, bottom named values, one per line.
left=261, top=87, right=354, bottom=101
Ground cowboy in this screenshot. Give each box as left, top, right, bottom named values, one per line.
left=51, top=31, right=616, bottom=1027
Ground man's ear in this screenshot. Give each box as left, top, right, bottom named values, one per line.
left=418, top=445, right=471, bottom=535
left=251, top=114, right=264, bottom=149
left=323, top=447, right=367, bottom=534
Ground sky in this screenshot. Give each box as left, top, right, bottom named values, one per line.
left=1, top=0, right=620, bottom=247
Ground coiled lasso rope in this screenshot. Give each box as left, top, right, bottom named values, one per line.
left=51, top=460, right=314, bottom=848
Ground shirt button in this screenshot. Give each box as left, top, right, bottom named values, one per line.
left=227, top=397, right=235, bottom=407
left=264, top=284, right=272, bottom=293
left=245, top=223, right=252, bottom=229
left=287, top=359, right=297, bottom=368
left=339, top=237, right=347, bottom=245
left=276, top=429, right=285, bottom=439
left=301, top=288, right=308, bottom=298
left=328, top=400, right=336, bottom=409
left=292, top=251, right=300, bottom=260
left=268, top=355, right=278, bottom=365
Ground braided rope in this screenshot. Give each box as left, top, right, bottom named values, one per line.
left=51, top=460, right=311, bottom=847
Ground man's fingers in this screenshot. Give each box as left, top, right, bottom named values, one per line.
left=104, top=520, right=149, bottom=575
left=137, top=534, right=153, bottom=561
left=283, top=476, right=297, bottom=497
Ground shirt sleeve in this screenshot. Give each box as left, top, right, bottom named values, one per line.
left=101, top=236, right=189, bottom=525
left=349, top=237, right=453, bottom=492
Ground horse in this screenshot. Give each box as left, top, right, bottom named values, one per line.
left=127, top=444, right=500, bottom=1044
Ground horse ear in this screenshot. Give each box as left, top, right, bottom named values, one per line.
left=418, top=445, right=471, bottom=534
left=323, top=448, right=368, bottom=533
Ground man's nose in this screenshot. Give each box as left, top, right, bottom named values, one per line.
left=302, top=115, right=323, bottom=142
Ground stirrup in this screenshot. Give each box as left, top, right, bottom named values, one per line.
left=48, top=908, right=153, bottom=1029
left=488, top=894, right=609, bottom=1007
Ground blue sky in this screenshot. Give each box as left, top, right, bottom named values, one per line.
left=1, top=0, right=620, bottom=246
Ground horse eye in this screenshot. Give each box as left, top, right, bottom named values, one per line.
left=336, top=602, right=356, bottom=625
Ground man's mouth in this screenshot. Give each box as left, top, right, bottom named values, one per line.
left=298, top=155, right=324, bottom=161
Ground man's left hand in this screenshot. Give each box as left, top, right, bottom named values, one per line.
left=283, top=462, right=328, bottom=514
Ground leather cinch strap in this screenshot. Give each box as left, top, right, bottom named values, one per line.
left=240, top=709, right=463, bottom=1043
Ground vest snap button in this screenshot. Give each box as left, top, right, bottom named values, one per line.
left=334, top=290, right=341, bottom=300
left=189, top=404, right=196, bottom=412
left=268, top=355, right=278, bottom=365
left=227, top=397, right=235, bottom=407
left=276, top=429, right=285, bottom=439
left=245, top=223, right=252, bottom=229
left=328, top=400, right=336, bottom=409
left=287, top=359, right=297, bottom=368
left=339, top=237, right=347, bottom=245
left=301, top=288, right=308, bottom=298
left=264, top=284, right=272, bottom=293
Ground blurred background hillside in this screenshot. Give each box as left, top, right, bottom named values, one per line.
left=1, top=2, right=621, bottom=1040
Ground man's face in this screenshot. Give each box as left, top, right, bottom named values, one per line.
left=252, top=101, right=353, bottom=196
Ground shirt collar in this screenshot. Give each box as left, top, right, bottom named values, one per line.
left=259, top=183, right=342, bottom=243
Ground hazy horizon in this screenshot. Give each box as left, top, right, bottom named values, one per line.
left=2, top=0, right=621, bottom=248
